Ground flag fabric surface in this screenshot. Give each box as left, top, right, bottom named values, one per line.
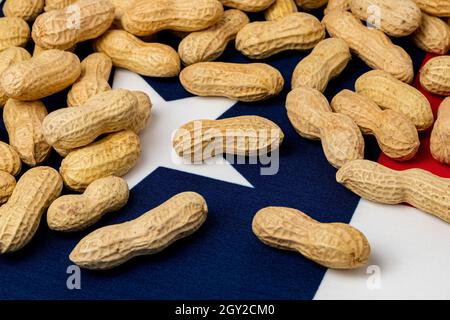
left=0, top=4, right=449, bottom=300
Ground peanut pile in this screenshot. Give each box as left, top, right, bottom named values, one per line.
left=0, top=0, right=448, bottom=270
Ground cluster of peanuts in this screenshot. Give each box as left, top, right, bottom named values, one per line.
left=0, top=0, right=448, bottom=271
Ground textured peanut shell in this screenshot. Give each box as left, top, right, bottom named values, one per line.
left=412, top=13, right=450, bottom=54
left=356, top=70, right=434, bottom=131
left=420, top=56, right=450, bottom=96
left=70, top=192, right=208, bottom=270
left=180, top=62, right=284, bottom=102
left=286, top=87, right=364, bottom=169
left=264, top=0, right=297, bottom=21
left=3, top=99, right=51, bottom=166
left=323, top=11, right=414, bottom=83
left=0, top=49, right=81, bottom=101
left=44, top=0, right=77, bottom=11
left=32, top=0, right=115, bottom=50
left=67, top=53, right=112, bottom=108
left=42, top=89, right=141, bottom=152
left=295, top=0, right=328, bottom=9
left=0, top=171, right=16, bottom=205
left=0, top=142, right=22, bottom=176
left=220, top=0, right=275, bottom=12
left=413, top=0, right=450, bottom=17
left=253, top=206, right=370, bottom=269
left=122, top=0, right=224, bottom=36
left=0, top=167, right=63, bottom=253
left=0, top=17, right=30, bottom=52
left=0, top=47, right=31, bottom=106
left=60, top=130, right=141, bottom=191
left=94, top=30, right=180, bottom=77
left=350, top=0, right=422, bottom=37
left=173, top=116, right=284, bottom=161
left=235, top=12, right=325, bottom=59
left=3, top=0, right=44, bottom=21
left=331, top=90, right=419, bottom=160
left=337, top=160, right=450, bottom=223
left=291, top=38, right=351, bottom=92
left=110, top=0, right=138, bottom=24
left=130, top=91, right=152, bottom=133
left=47, top=176, right=129, bottom=232
left=178, top=10, right=249, bottom=66
left=324, top=0, right=350, bottom=14
left=430, top=98, right=450, bottom=164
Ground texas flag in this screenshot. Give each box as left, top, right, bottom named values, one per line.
left=0, top=4, right=448, bottom=300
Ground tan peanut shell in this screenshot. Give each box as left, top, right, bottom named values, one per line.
left=173, top=116, right=284, bottom=161
left=122, top=0, right=224, bottom=36
left=220, top=0, right=275, bottom=12
left=0, top=47, right=31, bottom=106
left=324, top=0, right=349, bottom=14
left=337, top=160, right=450, bottom=223
left=70, top=192, right=208, bottom=269
left=44, top=0, right=77, bottom=11
left=67, top=53, right=112, bottom=108
left=331, top=90, right=419, bottom=160
left=286, top=87, right=364, bottom=169
left=130, top=91, right=152, bottom=133
left=32, top=0, right=115, bottom=50
left=295, top=0, right=328, bottom=9
left=412, top=13, right=450, bottom=54
left=0, top=171, right=16, bottom=205
left=0, top=167, right=63, bottom=253
left=0, top=49, right=81, bottom=101
left=0, top=142, right=22, bottom=176
left=323, top=11, right=414, bottom=83
left=3, top=0, right=44, bottom=21
left=264, top=0, right=297, bottom=21
left=430, top=98, right=450, bottom=164
left=178, top=10, right=249, bottom=66
left=413, top=0, right=450, bottom=17
left=0, top=17, right=30, bottom=52
left=60, top=130, right=141, bottom=191
left=350, top=0, right=421, bottom=37
left=42, top=89, right=142, bottom=152
left=180, top=62, right=284, bottom=102
left=252, top=206, right=370, bottom=269
left=235, top=12, right=325, bottom=59
left=94, top=30, right=180, bottom=77
left=355, top=70, right=434, bottom=131
left=420, top=56, right=450, bottom=96
left=110, top=0, right=137, bottom=24
left=291, top=38, right=351, bottom=92
left=47, top=176, right=129, bottom=232
left=3, top=99, right=51, bottom=166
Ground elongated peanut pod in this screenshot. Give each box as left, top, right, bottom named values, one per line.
left=413, top=0, right=450, bottom=17
left=0, top=167, right=63, bottom=253
left=253, top=206, right=371, bottom=269
left=291, top=38, right=351, bottom=92
left=0, top=47, right=31, bottom=107
left=122, top=0, right=224, bottom=36
left=60, top=130, right=141, bottom=191
left=0, top=171, right=16, bottom=205
left=355, top=70, right=434, bottom=131
left=324, top=0, right=349, bottom=14
left=295, top=0, right=328, bottom=9
left=336, top=160, right=450, bottom=223
left=32, top=0, right=115, bottom=50
left=70, top=192, right=208, bottom=269
left=331, top=90, right=419, bottom=160
left=412, top=13, right=450, bottom=55
left=323, top=11, right=414, bottom=83
left=67, top=53, right=113, bottom=108
left=173, top=116, right=284, bottom=161
left=0, top=17, right=30, bottom=52
left=0, top=49, right=81, bottom=101
left=0, top=142, right=22, bottom=176
left=94, top=30, right=180, bottom=77
left=235, top=12, right=325, bottom=59
left=220, top=0, right=275, bottom=12
left=48, top=176, right=129, bottom=232
left=3, top=99, right=51, bottom=166
left=178, top=10, right=249, bottom=66
left=430, top=98, right=450, bottom=164
left=264, top=0, right=297, bottom=21
left=3, top=0, right=44, bottom=21
left=286, top=87, right=364, bottom=168
left=420, top=56, right=450, bottom=96
left=44, top=0, right=77, bottom=11
left=180, top=62, right=284, bottom=102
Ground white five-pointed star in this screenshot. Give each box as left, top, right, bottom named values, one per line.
left=113, top=68, right=254, bottom=189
